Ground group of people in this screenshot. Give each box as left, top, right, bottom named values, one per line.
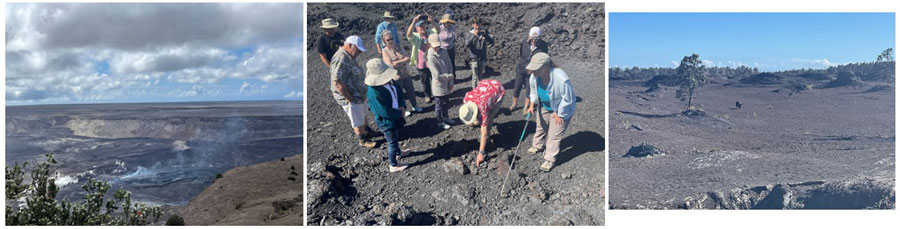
left=317, top=10, right=576, bottom=173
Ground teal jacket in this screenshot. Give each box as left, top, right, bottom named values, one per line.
left=367, top=82, right=406, bottom=130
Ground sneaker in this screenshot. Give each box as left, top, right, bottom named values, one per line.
left=405, top=111, right=412, bottom=117
left=358, top=139, right=377, bottom=148
left=424, top=97, right=433, bottom=103
left=389, top=163, right=409, bottom=172
left=527, top=147, right=542, bottom=154
left=412, top=106, right=423, bottom=113
left=438, top=122, right=450, bottom=130
left=539, top=160, right=554, bottom=172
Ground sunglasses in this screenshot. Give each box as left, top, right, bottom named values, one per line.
left=384, top=38, right=393, bottom=42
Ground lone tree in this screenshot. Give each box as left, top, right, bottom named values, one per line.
left=674, top=53, right=708, bottom=110
left=876, top=48, right=894, bottom=62
left=6, top=153, right=162, bottom=225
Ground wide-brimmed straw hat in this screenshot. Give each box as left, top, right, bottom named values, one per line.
left=320, top=18, right=339, bottom=29
left=428, top=34, right=441, bottom=47
left=526, top=52, right=551, bottom=71
left=439, top=14, right=455, bottom=24
left=383, top=11, right=396, bottom=18
left=365, top=58, right=398, bottom=86
left=459, top=102, right=479, bottom=126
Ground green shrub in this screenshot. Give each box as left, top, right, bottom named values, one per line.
left=165, top=214, right=185, bottom=226
left=5, top=153, right=162, bottom=225
left=215, top=173, right=223, bottom=179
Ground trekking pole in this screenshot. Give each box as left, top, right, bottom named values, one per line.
left=499, top=111, right=532, bottom=198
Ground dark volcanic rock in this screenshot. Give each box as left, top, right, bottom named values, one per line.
left=823, top=72, right=863, bottom=88
left=740, top=73, right=784, bottom=85
left=623, top=143, right=663, bottom=158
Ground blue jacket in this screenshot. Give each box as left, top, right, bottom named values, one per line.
left=375, top=22, right=400, bottom=49
left=367, top=83, right=406, bottom=131
left=530, top=68, right=576, bottom=120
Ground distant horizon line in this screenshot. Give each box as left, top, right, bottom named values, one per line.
left=4, top=99, right=303, bottom=107
left=611, top=59, right=894, bottom=72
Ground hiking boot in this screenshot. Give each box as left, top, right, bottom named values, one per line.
left=527, top=147, right=542, bottom=154
left=539, top=160, right=554, bottom=172
left=399, top=149, right=411, bottom=158
left=389, top=163, right=409, bottom=173
left=358, top=139, right=376, bottom=148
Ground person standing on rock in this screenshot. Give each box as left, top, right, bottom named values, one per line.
left=381, top=30, right=423, bottom=116
left=406, top=14, right=437, bottom=103
left=465, top=17, right=494, bottom=89
left=426, top=33, right=456, bottom=130
left=437, top=13, right=458, bottom=82
left=331, top=35, right=377, bottom=148
left=375, top=11, right=400, bottom=55
left=364, top=58, right=409, bottom=172
left=525, top=52, right=576, bottom=172
left=459, top=79, right=505, bottom=167
left=510, top=26, right=549, bottom=113
left=317, top=18, right=345, bottom=68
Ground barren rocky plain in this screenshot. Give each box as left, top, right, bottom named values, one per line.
left=5, top=101, right=302, bottom=224
left=609, top=74, right=895, bottom=209
left=307, top=3, right=606, bottom=225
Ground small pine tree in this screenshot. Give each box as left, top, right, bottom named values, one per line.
left=876, top=48, right=894, bottom=62
left=674, top=53, right=708, bottom=110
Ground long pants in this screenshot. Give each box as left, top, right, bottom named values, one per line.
left=398, top=77, right=418, bottom=108
left=434, top=95, right=449, bottom=121
left=532, top=107, right=570, bottom=163
left=470, top=59, right=485, bottom=89
left=447, top=48, right=457, bottom=80
left=417, top=68, right=433, bottom=99
left=382, top=127, right=401, bottom=166
left=512, top=70, right=531, bottom=99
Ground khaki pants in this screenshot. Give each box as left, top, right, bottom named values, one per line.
left=532, top=107, right=569, bottom=162
left=470, top=60, right=485, bottom=89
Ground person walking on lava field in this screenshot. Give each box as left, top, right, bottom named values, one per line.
left=330, top=35, right=377, bottom=148
left=316, top=18, right=345, bottom=68
left=426, top=33, right=457, bottom=130
left=465, top=17, right=494, bottom=89
left=510, top=26, right=549, bottom=113
left=406, top=14, right=437, bottom=103
left=364, top=58, right=410, bottom=172
left=525, top=52, right=576, bottom=172
left=375, top=11, right=400, bottom=55
left=459, top=79, right=505, bottom=168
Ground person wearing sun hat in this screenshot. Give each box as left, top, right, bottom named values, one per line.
left=525, top=52, right=576, bottom=172
left=317, top=18, right=345, bottom=68
left=510, top=26, right=550, bottom=113
left=460, top=79, right=505, bottom=167
left=406, top=14, right=438, bottom=103
left=331, top=35, right=377, bottom=149
left=375, top=11, right=400, bottom=55
left=426, top=33, right=456, bottom=130
left=437, top=13, right=458, bottom=81
left=365, top=58, right=409, bottom=172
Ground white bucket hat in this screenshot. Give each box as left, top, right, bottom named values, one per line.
left=529, top=26, right=541, bottom=38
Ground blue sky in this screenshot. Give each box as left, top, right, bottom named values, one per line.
left=610, top=13, right=895, bottom=71
left=6, top=3, right=303, bottom=105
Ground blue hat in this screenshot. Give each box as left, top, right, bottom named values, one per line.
left=415, top=20, right=425, bottom=28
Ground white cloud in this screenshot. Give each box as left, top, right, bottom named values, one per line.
left=5, top=3, right=303, bottom=103
left=283, top=91, right=303, bottom=99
